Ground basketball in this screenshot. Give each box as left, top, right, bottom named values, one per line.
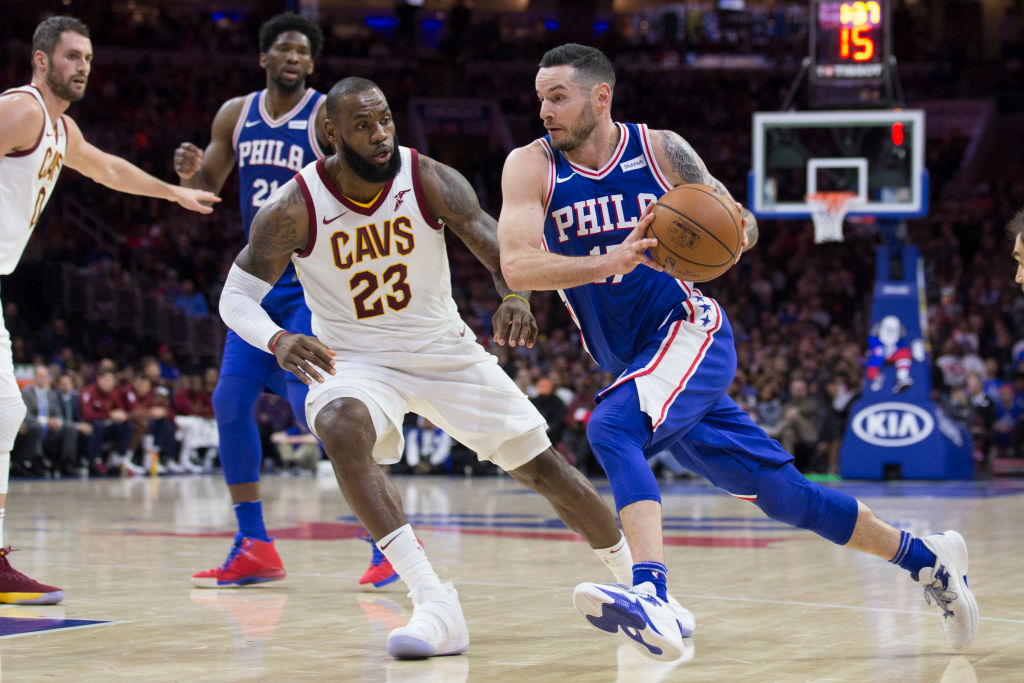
left=647, top=184, right=743, bottom=282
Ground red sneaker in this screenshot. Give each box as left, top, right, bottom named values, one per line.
left=357, top=528, right=400, bottom=590
left=0, top=547, right=64, bottom=605
left=192, top=535, right=286, bottom=588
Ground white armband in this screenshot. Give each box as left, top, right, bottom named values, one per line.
left=219, top=263, right=285, bottom=353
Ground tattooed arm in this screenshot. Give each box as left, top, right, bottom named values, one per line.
left=418, top=153, right=538, bottom=347
left=221, top=180, right=334, bottom=384
left=235, top=179, right=309, bottom=284
left=650, top=129, right=758, bottom=252
left=418, top=154, right=523, bottom=298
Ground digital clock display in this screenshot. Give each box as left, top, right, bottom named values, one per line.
left=812, top=0, right=888, bottom=82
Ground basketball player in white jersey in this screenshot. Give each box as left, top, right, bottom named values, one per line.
left=219, top=77, right=633, bottom=659
left=0, top=16, right=218, bottom=603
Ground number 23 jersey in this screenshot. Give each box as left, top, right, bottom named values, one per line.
left=292, top=147, right=461, bottom=354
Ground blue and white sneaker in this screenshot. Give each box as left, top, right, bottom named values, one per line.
left=919, top=530, right=978, bottom=650
left=573, top=581, right=694, bottom=662
left=387, top=582, right=469, bottom=659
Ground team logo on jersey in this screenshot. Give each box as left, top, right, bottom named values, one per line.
left=550, top=193, right=658, bottom=242
left=851, top=402, right=934, bottom=447
left=329, top=216, right=415, bottom=270
left=237, top=140, right=305, bottom=171
left=393, top=188, right=411, bottom=211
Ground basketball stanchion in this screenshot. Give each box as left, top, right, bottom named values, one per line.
left=806, top=191, right=856, bottom=243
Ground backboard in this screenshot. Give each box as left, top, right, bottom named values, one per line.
left=748, top=109, right=927, bottom=219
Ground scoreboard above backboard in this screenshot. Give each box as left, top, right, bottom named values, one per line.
left=811, top=0, right=891, bottom=83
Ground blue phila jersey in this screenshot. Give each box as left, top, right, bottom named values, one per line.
left=540, top=122, right=706, bottom=375
left=232, top=88, right=325, bottom=311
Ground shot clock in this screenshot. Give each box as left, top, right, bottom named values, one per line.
left=810, top=0, right=891, bottom=84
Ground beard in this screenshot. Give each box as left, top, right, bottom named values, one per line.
left=550, top=101, right=598, bottom=152
left=271, top=71, right=304, bottom=93
left=46, top=67, right=85, bottom=102
left=341, top=135, right=402, bottom=183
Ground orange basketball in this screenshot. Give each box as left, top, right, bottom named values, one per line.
left=647, top=184, right=743, bottom=282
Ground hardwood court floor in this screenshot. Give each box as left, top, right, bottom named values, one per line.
left=0, top=472, right=1021, bottom=681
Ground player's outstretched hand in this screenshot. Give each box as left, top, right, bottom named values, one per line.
left=173, top=142, right=204, bottom=180
left=602, top=211, right=662, bottom=279
left=171, top=186, right=221, bottom=214
left=493, top=296, right=538, bottom=348
left=272, top=333, right=337, bottom=385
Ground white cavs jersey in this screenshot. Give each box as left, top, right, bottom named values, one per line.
left=293, top=147, right=462, bottom=353
left=0, top=85, right=67, bottom=275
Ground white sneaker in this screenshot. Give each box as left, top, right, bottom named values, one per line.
left=386, top=583, right=469, bottom=659
left=919, top=530, right=978, bottom=650
left=573, top=581, right=694, bottom=662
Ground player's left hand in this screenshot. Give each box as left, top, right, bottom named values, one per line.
left=171, top=186, right=221, bottom=214
left=493, top=296, right=538, bottom=349
left=734, top=201, right=750, bottom=265
left=273, top=332, right=337, bottom=385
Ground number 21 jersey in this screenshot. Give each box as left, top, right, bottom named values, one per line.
left=232, top=88, right=325, bottom=311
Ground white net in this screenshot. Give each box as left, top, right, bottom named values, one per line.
left=806, top=192, right=856, bottom=244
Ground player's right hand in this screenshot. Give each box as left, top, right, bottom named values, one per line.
left=173, top=142, right=204, bottom=180
left=601, top=211, right=662, bottom=279
left=272, top=332, right=337, bottom=385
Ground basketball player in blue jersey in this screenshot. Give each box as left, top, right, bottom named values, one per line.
left=173, top=13, right=386, bottom=589
left=497, top=43, right=978, bottom=659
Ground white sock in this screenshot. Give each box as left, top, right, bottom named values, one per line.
left=593, top=533, right=633, bottom=584
left=377, top=524, right=442, bottom=592
left=0, top=507, right=5, bottom=547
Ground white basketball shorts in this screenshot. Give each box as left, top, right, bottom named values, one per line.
left=305, top=324, right=550, bottom=471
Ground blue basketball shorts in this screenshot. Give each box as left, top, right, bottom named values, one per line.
left=595, top=293, right=793, bottom=493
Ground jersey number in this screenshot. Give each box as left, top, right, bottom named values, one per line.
left=350, top=264, right=411, bottom=319
left=29, top=187, right=46, bottom=228
left=252, top=179, right=279, bottom=207
left=589, top=246, right=624, bottom=285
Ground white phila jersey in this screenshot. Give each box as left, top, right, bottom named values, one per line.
left=0, top=85, right=67, bottom=275
left=293, top=147, right=461, bottom=353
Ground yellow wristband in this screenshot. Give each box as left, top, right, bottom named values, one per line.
left=502, top=293, right=531, bottom=310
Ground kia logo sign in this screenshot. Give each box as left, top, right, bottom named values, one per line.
left=851, top=402, right=934, bottom=447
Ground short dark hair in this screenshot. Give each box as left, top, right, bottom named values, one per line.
left=1008, top=208, right=1024, bottom=241
left=32, top=16, right=90, bottom=58
left=539, top=43, right=616, bottom=93
left=258, top=12, right=323, bottom=59
left=325, top=77, right=380, bottom=122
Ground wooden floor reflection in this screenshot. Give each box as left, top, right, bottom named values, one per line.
left=0, top=473, right=1020, bottom=681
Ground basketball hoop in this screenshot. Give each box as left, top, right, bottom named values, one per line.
left=806, top=191, right=856, bottom=243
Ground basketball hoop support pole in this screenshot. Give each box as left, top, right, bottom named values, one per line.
left=874, top=218, right=910, bottom=282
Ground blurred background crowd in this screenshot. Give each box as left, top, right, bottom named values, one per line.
left=2, top=0, right=1024, bottom=480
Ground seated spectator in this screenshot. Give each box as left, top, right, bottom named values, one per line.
left=173, top=374, right=218, bottom=473
left=173, top=279, right=209, bottom=317
left=53, top=373, right=93, bottom=474
left=777, top=378, right=822, bottom=472
left=754, top=380, right=783, bottom=436
left=530, top=376, right=567, bottom=456
left=14, top=365, right=75, bottom=477
left=991, top=384, right=1023, bottom=458
left=81, top=369, right=136, bottom=475
left=403, top=417, right=453, bottom=474
left=123, top=375, right=178, bottom=473
left=965, top=371, right=995, bottom=471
